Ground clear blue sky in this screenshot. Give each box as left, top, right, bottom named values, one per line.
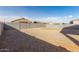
left=0, top=6, right=79, bottom=23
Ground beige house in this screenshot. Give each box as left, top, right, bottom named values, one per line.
left=70, top=19, right=79, bottom=24
left=11, top=18, right=32, bottom=23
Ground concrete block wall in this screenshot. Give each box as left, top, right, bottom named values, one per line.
left=46, top=24, right=74, bottom=29
left=4, top=23, right=46, bottom=30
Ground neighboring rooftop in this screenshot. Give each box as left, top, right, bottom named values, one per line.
left=71, top=19, right=79, bottom=21
left=11, top=18, right=32, bottom=23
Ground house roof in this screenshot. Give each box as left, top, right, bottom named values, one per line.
left=72, top=19, right=79, bottom=21
left=11, top=18, right=32, bottom=23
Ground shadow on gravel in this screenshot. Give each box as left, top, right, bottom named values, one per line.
left=61, top=25, right=79, bottom=46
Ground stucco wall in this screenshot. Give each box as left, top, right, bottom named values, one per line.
left=73, top=21, right=79, bottom=24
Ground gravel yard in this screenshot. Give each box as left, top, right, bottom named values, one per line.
left=0, top=27, right=79, bottom=52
